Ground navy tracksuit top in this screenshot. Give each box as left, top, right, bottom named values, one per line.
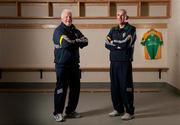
left=105, top=22, right=136, bottom=61
left=53, top=22, right=88, bottom=65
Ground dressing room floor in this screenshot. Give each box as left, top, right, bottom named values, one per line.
left=0, top=85, right=180, bottom=125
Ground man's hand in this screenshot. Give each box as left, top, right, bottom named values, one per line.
left=75, top=37, right=88, bottom=43
left=75, top=36, right=88, bottom=49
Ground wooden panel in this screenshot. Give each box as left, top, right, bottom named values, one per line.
left=80, top=67, right=169, bottom=72
left=0, top=0, right=75, bottom=3
left=166, top=0, right=171, bottom=17
left=0, top=23, right=168, bottom=29
left=0, top=88, right=53, bottom=93
left=0, top=16, right=171, bottom=19
left=48, top=2, right=53, bottom=16
left=0, top=67, right=169, bottom=80
left=0, top=1, right=16, bottom=3
left=0, top=88, right=160, bottom=93
left=141, top=2, right=149, bottom=16
left=16, top=1, right=21, bottom=16
left=0, top=0, right=171, bottom=19
left=134, top=23, right=167, bottom=28
left=0, top=23, right=57, bottom=29
left=140, top=0, right=170, bottom=2
left=0, top=67, right=169, bottom=72
left=79, top=2, right=85, bottom=17
left=109, top=2, right=116, bottom=17
left=76, top=0, right=110, bottom=2
left=137, top=1, right=141, bottom=16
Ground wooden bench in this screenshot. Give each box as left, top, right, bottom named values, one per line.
left=0, top=67, right=169, bottom=79
left=80, top=67, right=169, bottom=79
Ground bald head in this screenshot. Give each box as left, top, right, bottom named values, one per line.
left=61, top=9, right=72, bottom=26
left=116, top=9, right=128, bottom=26
left=117, top=9, right=127, bottom=16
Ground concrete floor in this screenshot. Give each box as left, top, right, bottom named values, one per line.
left=0, top=88, right=180, bottom=125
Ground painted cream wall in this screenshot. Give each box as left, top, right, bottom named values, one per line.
left=0, top=3, right=169, bottom=83
left=167, top=0, right=180, bottom=89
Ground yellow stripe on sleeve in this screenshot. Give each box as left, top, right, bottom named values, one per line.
left=107, top=36, right=111, bottom=42
left=59, top=35, right=63, bottom=45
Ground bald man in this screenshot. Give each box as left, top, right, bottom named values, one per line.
left=105, top=9, right=136, bottom=120
left=52, top=9, right=88, bottom=122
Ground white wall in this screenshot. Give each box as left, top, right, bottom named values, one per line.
left=0, top=2, right=170, bottom=83
left=167, top=0, right=180, bottom=89
left=0, top=22, right=169, bottom=83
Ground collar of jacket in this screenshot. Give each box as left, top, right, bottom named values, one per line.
left=61, top=22, right=76, bottom=31
left=115, top=22, right=130, bottom=31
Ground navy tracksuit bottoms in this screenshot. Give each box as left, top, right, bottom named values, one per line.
left=110, top=61, right=135, bottom=115
left=53, top=64, right=80, bottom=115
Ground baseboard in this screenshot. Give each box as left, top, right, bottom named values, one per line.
left=0, top=82, right=161, bottom=93
left=162, top=83, right=180, bottom=95
left=0, top=82, right=179, bottom=94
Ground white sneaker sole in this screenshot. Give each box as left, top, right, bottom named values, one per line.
left=121, top=115, right=135, bottom=120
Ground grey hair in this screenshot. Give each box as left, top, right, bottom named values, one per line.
left=61, top=9, right=72, bottom=19
left=117, top=9, right=127, bottom=16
